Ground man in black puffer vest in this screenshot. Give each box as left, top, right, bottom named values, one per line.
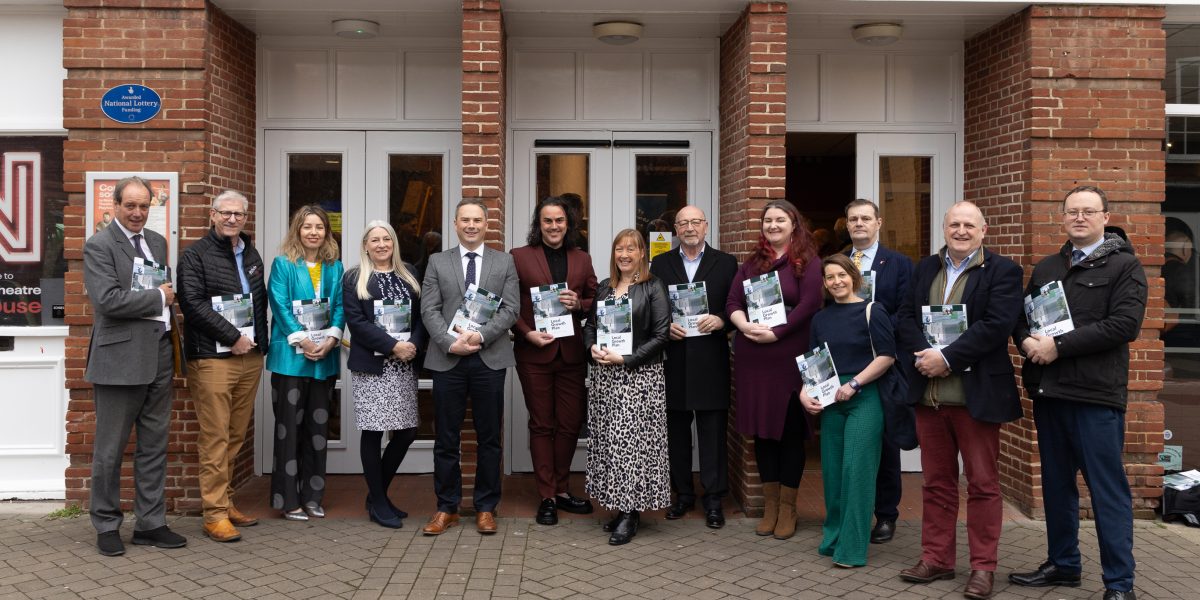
left=177, top=190, right=270, bottom=543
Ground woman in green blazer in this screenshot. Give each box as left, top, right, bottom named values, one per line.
left=265, top=205, right=345, bottom=521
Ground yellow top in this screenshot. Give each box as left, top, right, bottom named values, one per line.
left=307, top=261, right=322, bottom=297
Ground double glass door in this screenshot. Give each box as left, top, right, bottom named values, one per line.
left=509, top=130, right=713, bottom=472
left=258, top=130, right=461, bottom=473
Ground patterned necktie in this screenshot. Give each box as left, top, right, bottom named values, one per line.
left=853, top=250, right=864, bottom=271
left=465, top=251, right=478, bottom=287
left=1072, top=249, right=1085, bottom=266
left=131, top=234, right=147, bottom=260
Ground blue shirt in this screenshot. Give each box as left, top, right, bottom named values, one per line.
left=680, top=244, right=706, bottom=282
left=1072, top=238, right=1104, bottom=262
left=850, top=240, right=879, bottom=272
left=942, top=249, right=979, bottom=303
left=233, top=237, right=251, bottom=295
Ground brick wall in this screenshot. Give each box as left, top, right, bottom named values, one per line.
left=459, top=0, right=507, bottom=511
left=964, top=4, right=1166, bottom=518
left=718, top=2, right=787, bottom=516
left=62, top=0, right=257, bottom=513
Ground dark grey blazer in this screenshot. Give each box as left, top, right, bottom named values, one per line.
left=83, top=223, right=173, bottom=386
left=419, top=245, right=519, bottom=372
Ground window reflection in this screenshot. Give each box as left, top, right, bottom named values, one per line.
left=1164, top=124, right=1200, bottom=469
left=879, top=156, right=932, bottom=263
left=635, top=155, right=688, bottom=247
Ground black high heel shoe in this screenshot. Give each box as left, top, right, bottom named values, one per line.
left=367, top=503, right=402, bottom=529
left=607, top=511, right=639, bottom=545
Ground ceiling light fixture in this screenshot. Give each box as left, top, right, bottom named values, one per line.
left=852, top=23, right=902, bottom=46
left=593, top=21, right=643, bottom=45
left=333, top=19, right=380, bottom=40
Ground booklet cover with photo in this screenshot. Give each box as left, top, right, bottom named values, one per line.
left=796, top=343, right=839, bottom=407
left=291, top=298, right=330, bottom=354
left=743, top=270, right=786, bottom=327
left=856, top=270, right=876, bottom=302
left=1024, top=280, right=1075, bottom=337
left=595, top=297, right=633, bottom=355
left=373, top=299, right=412, bottom=355
left=668, top=281, right=710, bottom=337
left=532, top=282, right=574, bottom=338
left=448, top=284, right=502, bottom=335
left=921, top=304, right=968, bottom=349
left=131, top=257, right=169, bottom=291
left=211, top=293, right=254, bottom=353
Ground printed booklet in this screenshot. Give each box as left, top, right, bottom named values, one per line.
left=668, top=281, right=710, bottom=337
left=131, top=257, right=170, bottom=322
left=743, top=270, right=786, bottom=327
left=532, top=282, right=574, bottom=338
left=856, top=270, right=876, bottom=301
left=211, top=293, right=254, bottom=353
left=796, top=343, right=839, bottom=407
left=921, top=304, right=968, bottom=350
left=373, top=299, right=412, bottom=355
left=595, top=297, right=633, bottom=355
left=448, top=284, right=502, bottom=335
left=291, top=298, right=330, bottom=354
left=1024, top=280, right=1075, bottom=337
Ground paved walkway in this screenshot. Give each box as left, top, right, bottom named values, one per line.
left=2, top=504, right=1200, bottom=600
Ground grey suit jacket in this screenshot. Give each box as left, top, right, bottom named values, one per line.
left=83, top=223, right=173, bottom=386
left=420, top=245, right=519, bottom=372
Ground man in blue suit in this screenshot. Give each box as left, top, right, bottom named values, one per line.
left=840, top=199, right=913, bottom=544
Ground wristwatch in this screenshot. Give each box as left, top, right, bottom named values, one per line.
left=848, top=379, right=861, bottom=392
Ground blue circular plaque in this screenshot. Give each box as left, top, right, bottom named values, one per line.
left=100, top=84, right=162, bottom=124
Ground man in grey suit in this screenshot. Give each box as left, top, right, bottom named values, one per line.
left=83, top=176, right=187, bottom=556
left=419, top=198, right=519, bottom=536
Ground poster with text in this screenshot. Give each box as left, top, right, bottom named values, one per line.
left=86, top=172, right=179, bottom=270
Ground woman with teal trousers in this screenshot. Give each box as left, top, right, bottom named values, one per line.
left=800, top=253, right=896, bottom=567
left=266, top=205, right=345, bottom=521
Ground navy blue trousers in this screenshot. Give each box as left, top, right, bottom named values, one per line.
left=431, top=354, right=507, bottom=514
left=1034, top=398, right=1135, bottom=592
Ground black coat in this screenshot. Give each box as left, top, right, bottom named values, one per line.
left=343, top=266, right=428, bottom=375
left=177, top=228, right=269, bottom=359
left=1014, top=234, right=1147, bottom=410
left=649, top=244, right=739, bottom=411
left=583, top=276, right=671, bottom=369
left=895, top=247, right=1023, bottom=424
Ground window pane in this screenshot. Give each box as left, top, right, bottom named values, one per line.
left=635, top=155, right=688, bottom=247
left=287, top=154, right=344, bottom=252
left=1167, top=25, right=1200, bottom=104
left=878, top=156, right=932, bottom=263
left=1164, top=155, right=1200, bottom=472
left=0, top=136, right=66, bottom=326
left=536, top=153, right=590, bottom=252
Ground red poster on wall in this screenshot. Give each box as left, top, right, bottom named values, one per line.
left=86, top=172, right=179, bottom=268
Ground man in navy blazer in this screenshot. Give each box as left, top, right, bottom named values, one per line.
left=840, top=199, right=913, bottom=544
left=896, top=201, right=1023, bottom=600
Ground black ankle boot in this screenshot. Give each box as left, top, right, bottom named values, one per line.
left=608, top=511, right=639, bottom=545
left=602, top=511, right=623, bottom=532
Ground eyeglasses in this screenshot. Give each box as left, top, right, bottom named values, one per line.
left=214, top=210, right=248, bottom=221
left=674, top=219, right=706, bottom=228
left=1063, top=209, right=1105, bottom=219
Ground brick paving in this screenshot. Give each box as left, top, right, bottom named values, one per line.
left=2, top=504, right=1200, bottom=600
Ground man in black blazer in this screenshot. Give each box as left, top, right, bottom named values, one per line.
left=83, top=176, right=187, bottom=556
left=841, top=199, right=914, bottom=544
left=649, top=206, right=738, bottom=528
left=895, top=201, right=1023, bottom=600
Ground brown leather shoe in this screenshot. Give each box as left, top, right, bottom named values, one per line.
left=228, top=505, right=258, bottom=527
left=899, top=560, right=955, bottom=583
left=421, top=511, right=460, bottom=536
left=964, top=570, right=994, bottom=600
left=202, top=519, right=242, bottom=543
left=476, top=511, right=498, bottom=534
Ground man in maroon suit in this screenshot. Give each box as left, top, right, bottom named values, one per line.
left=511, top=195, right=599, bottom=525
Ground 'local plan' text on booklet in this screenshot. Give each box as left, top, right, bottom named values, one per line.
left=291, top=298, right=330, bottom=354
left=373, top=299, right=411, bottom=355
left=743, top=270, right=786, bottom=327
left=212, top=293, right=254, bottom=353
left=668, top=281, right=710, bottom=337
left=856, top=270, right=876, bottom=302
left=448, top=284, right=502, bottom=335
left=921, top=304, right=968, bottom=350
left=1024, top=280, right=1075, bottom=337
left=131, top=257, right=170, bottom=322
left=796, top=343, right=839, bottom=407
left=595, top=296, right=633, bottom=355
left=531, top=282, right=574, bottom=338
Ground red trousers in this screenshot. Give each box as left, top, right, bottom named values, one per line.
left=516, top=354, right=587, bottom=499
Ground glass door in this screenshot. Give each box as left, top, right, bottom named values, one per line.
left=509, top=130, right=713, bottom=473
left=259, top=130, right=459, bottom=474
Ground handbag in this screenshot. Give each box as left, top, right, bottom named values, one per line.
left=865, top=302, right=918, bottom=451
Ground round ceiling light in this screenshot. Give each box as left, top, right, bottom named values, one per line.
left=333, top=19, right=380, bottom=40
left=852, top=23, right=903, bottom=46
left=593, top=21, right=643, bottom=45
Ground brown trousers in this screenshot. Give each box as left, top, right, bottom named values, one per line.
left=188, top=353, right=264, bottom=523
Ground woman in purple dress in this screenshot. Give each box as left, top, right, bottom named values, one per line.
left=726, top=199, right=823, bottom=540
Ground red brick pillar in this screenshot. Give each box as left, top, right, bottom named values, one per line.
left=460, top=0, right=506, bottom=511
left=965, top=5, right=1165, bottom=518
left=62, top=0, right=257, bottom=513
left=718, top=2, right=787, bottom=516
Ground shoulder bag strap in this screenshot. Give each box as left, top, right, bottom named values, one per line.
left=865, top=300, right=877, bottom=358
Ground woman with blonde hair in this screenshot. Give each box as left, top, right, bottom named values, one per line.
left=342, top=220, right=426, bottom=528
left=583, top=228, right=672, bottom=545
left=266, top=204, right=344, bottom=521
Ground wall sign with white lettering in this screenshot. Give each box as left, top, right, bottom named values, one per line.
left=100, top=84, right=162, bottom=124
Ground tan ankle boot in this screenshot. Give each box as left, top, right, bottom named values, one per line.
left=755, top=482, right=780, bottom=536
left=774, top=485, right=798, bottom=539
